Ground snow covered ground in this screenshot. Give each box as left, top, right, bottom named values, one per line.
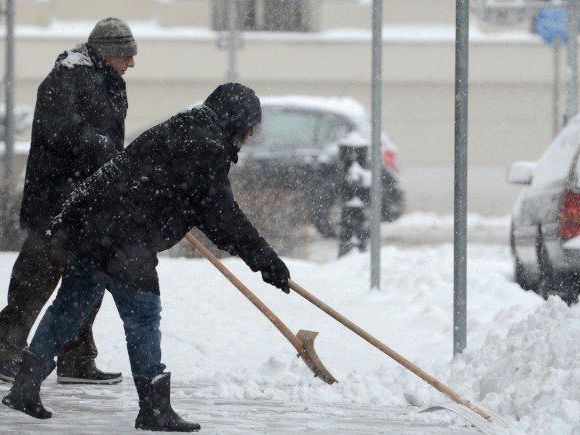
left=0, top=213, right=579, bottom=433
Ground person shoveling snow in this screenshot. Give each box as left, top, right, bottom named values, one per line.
left=2, top=83, right=291, bottom=432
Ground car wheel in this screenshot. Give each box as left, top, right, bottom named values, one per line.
left=381, top=186, right=405, bottom=222
left=381, top=172, right=405, bottom=222
left=313, top=189, right=404, bottom=238
left=514, top=257, right=536, bottom=291
left=537, top=239, right=567, bottom=300
left=561, top=279, right=580, bottom=305
left=311, top=169, right=405, bottom=238
left=510, top=225, right=537, bottom=291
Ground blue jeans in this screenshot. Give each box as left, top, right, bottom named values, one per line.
left=29, top=261, right=166, bottom=379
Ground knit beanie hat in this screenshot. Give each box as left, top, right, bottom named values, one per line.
left=88, top=17, right=137, bottom=58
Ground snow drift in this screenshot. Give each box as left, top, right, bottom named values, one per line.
left=0, top=223, right=578, bottom=433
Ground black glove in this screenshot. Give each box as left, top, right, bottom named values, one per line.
left=261, top=257, right=290, bottom=293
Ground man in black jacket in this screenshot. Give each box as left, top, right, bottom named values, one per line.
left=2, top=83, right=291, bottom=432
left=0, top=17, right=136, bottom=384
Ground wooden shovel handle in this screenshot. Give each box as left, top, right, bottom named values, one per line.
left=185, top=233, right=304, bottom=353
left=288, top=279, right=491, bottom=421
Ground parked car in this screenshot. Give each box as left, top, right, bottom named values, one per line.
left=233, top=96, right=406, bottom=237
left=507, top=116, right=580, bottom=303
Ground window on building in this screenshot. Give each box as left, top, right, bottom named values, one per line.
left=213, top=0, right=313, bottom=32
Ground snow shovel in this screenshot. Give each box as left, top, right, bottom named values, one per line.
left=184, top=233, right=337, bottom=385
left=287, top=279, right=495, bottom=424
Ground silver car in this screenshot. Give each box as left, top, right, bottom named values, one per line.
left=507, top=116, right=580, bottom=304
left=235, top=96, right=405, bottom=238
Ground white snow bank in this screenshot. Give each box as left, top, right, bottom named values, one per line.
left=4, top=20, right=541, bottom=46
left=0, top=141, right=32, bottom=155
left=450, top=297, right=580, bottom=434
left=0, top=233, right=576, bottom=433
left=389, top=211, right=510, bottom=231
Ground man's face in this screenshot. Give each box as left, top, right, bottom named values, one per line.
left=236, top=127, right=257, bottom=150
left=104, top=56, right=135, bottom=76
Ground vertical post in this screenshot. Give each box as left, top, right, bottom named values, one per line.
left=4, top=0, right=15, bottom=180
left=370, top=0, right=383, bottom=291
left=567, top=0, right=578, bottom=121
left=554, top=35, right=561, bottom=136
left=454, top=0, right=469, bottom=356
left=227, top=0, right=239, bottom=83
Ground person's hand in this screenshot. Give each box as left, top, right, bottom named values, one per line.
left=261, top=257, right=290, bottom=293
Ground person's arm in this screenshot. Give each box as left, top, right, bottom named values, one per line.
left=196, top=168, right=290, bottom=292
left=36, top=69, right=118, bottom=173
left=197, top=172, right=273, bottom=270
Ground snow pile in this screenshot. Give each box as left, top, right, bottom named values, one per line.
left=1, top=224, right=578, bottom=432
left=11, top=20, right=541, bottom=45
left=451, top=297, right=580, bottom=434
left=388, top=211, right=510, bottom=232
left=154, top=246, right=575, bottom=434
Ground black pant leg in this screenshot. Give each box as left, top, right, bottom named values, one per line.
left=0, top=232, right=101, bottom=369
left=0, top=233, right=67, bottom=349
left=56, top=295, right=102, bottom=371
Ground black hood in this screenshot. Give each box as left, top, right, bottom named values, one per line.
left=203, top=83, right=262, bottom=140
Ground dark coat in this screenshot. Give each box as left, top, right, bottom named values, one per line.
left=20, top=43, right=127, bottom=233
left=51, top=85, right=278, bottom=293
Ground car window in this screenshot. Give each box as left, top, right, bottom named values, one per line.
left=249, top=109, right=318, bottom=151
left=317, top=113, right=352, bottom=145
left=532, top=122, right=580, bottom=188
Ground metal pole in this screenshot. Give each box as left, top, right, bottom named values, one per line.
left=567, top=0, right=578, bottom=121
left=554, top=35, right=561, bottom=136
left=227, top=0, right=239, bottom=83
left=4, top=0, right=15, bottom=180
left=370, top=0, right=383, bottom=291
left=454, top=0, right=469, bottom=356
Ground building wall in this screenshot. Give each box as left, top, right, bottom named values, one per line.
left=1, top=0, right=563, bottom=214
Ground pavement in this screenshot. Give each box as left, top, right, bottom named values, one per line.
left=0, top=380, right=478, bottom=434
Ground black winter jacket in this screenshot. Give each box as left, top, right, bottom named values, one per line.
left=20, top=43, right=127, bottom=232
left=51, top=99, right=278, bottom=293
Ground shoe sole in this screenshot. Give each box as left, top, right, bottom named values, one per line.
left=2, top=398, right=52, bottom=419
left=57, top=376, right=123, bottom=385
left=136, top=424, right=201, bottom=432
left=0, top=373, right=14, bottom=383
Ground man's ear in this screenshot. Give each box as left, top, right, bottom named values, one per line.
left=244, top=127, right=256, bottom=139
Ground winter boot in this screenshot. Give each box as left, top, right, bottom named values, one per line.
left=0, top=338, right=22, bottom=383
left=57, top=358, right=122, bottom=385
left=133, top=372, right=200, bottom=432
left=2, top=350, right=52, bottom=419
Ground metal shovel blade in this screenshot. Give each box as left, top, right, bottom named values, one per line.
left=421, top=403, right=518, bottom=435
left=296, top=330, right=338, bottom=385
